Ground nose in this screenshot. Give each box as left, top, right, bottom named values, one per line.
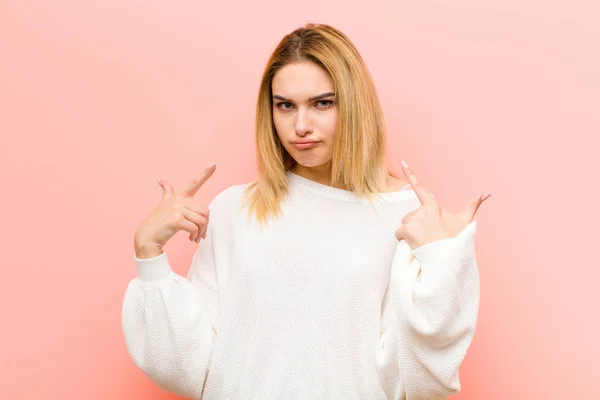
left=294, top=107, right=313, bottom=136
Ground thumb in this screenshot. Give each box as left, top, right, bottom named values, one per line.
left=460, top=193, right=487, bottom=222
left=395, top=225, right=408, bottom=242
left=159, top=179, right=174, bottom=200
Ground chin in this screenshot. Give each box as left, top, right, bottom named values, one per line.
left=297, top=161, right=326, bottom=168
left=293, top=156, right=331, bottom=168
left=286, top=145, right=331, bottom=168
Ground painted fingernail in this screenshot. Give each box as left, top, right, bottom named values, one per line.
left=401, top=160, right=409, bottom=169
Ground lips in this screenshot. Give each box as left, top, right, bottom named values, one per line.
left=292, top=141, right=320, bottom=150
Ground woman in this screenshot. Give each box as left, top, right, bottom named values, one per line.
left=123, top=23, right=489, bottom=399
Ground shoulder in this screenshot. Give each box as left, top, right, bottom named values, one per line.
left=385, top=174, right=409, bottom=193
left=208, top=182, right=252, bottom=214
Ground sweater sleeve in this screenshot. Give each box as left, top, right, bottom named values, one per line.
left=121, top=218, right=220, bottom=399
left=378, top=221, right=480, bottom=399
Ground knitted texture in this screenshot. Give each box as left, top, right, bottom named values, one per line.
left=122, top=171, right=480, bottom=399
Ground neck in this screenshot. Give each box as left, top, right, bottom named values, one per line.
left=291, top=163, right=332, bottom=186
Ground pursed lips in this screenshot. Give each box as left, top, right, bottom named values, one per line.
left=292, top=140, right=320, bottom=149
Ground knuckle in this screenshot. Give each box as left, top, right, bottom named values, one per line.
left=170, top=210, right=184, bottom=222
left=184, top=199, right=196, bottom=210
left=169, top=196, right=182, bottom=207
left=180, top=197, right=191, bottom=208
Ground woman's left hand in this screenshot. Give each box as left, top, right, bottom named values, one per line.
left=395, top=160, right=491, bottom=250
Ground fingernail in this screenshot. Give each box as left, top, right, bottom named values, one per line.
left=157, top=179, right=162, bottom=187
left=481, top=193, right=491, bottom=201
left=205, top=161, right=216, bottom=170
left=401, top=160, right=409, bottom=169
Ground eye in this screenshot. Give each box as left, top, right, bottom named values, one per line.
left=315, top=100, right=334, bottom=109
left=276, top=102, right=294, bottom=110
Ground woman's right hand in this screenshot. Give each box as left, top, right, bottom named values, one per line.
left=134, top=162, right=216, bottom=259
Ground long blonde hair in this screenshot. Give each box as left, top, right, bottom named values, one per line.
left=242, top=23, right=395, bottom=226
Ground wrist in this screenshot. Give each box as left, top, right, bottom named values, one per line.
left=134, top=235, right=163, bottom=259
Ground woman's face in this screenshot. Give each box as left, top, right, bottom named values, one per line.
left=271, top=61, right=337, bottom=171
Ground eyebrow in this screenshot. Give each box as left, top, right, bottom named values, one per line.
left=272, top=92, right=335, bottom=102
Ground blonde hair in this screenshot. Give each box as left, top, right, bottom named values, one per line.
left=242, top=23, right=396, bottom=226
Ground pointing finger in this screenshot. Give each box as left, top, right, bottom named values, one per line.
left=180, top=161, right=216, bottom=198
left=400, top=160, right=435, bottom=207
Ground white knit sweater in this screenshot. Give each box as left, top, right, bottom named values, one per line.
left=122, top=171, right=480, bottom=400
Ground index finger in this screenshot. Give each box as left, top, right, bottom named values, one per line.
left=180, top=161, right=216, bottom=197
left=400, top=160, right=435, bottom=206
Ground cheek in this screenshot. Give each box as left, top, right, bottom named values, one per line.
left=321, top=111, right=337, bottom=140
left=272, top=113, right=286, bottom=139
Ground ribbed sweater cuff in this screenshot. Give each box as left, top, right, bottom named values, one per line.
left=412, top=221, right=477, bottom=269
left=133, top=251, right=173, bottom=282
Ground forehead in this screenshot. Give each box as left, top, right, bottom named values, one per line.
left=271, top=61, right=334, bottom=100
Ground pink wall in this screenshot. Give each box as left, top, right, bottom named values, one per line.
left=1, top=0, right=598, bottom=398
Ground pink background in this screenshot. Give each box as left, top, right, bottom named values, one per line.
left=1, top=0, right=598, bottom=398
